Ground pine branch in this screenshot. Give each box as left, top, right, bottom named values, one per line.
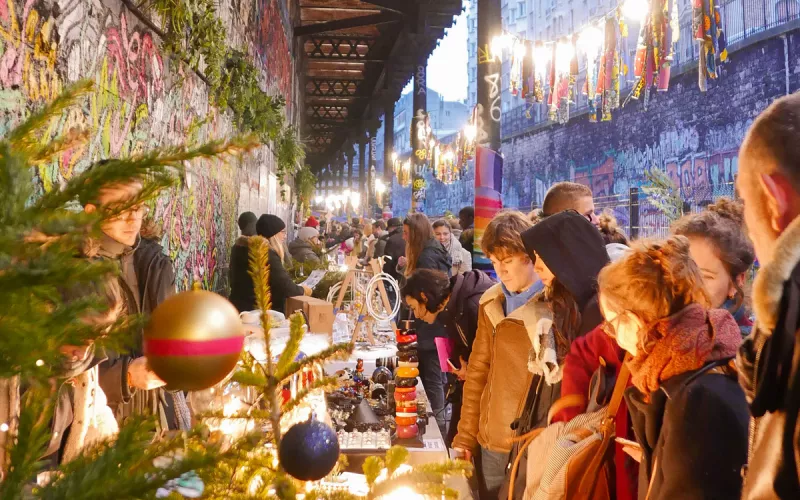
left=384, top=446, right=410, bottom=477
left=0, top=384, right=53, bottom=500
left=275, top=313, right=305, bottom=374
left=6, top=80, right=94, bottom=156
left=275, top=343, right=353, bottom=383
left=280, top=377, right=340, bottom=415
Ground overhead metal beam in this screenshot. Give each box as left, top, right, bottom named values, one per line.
left=294, top=12, right=402, bottom=37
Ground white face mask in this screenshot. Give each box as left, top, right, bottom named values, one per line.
left=599, top=295, right=644, bottom=356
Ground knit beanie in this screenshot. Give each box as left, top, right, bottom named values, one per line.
left=256, top=214, right=286, bottom=239
left=305, top=216, right=320, bottom=228
left=298, top=227, right=319, bottom=242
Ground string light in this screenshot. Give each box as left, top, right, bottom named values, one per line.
left=555, top=41, right=575, bottom=74
left=577, top=26, right=604, bottom=55
left=533, top=44, right=551, bottom=79
left=622, top=0, right=649, bottom=22
left=35, top=359, right=44, bottom=367
left=0, top=423, right=8, bottom=433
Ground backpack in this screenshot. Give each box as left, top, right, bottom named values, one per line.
left=506, top=359, right=631, bottom=500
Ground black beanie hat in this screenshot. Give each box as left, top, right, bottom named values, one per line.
left=256, top=214, right=286, bottom=239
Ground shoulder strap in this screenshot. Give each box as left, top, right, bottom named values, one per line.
left=605, top=354, right=632, bottom=420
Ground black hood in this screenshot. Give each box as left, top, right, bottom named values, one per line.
left=451, top=270, right=495, bottom=304
left=418, top=238, right=452, bottom=271
left=521, top=210, right=609, bottom=309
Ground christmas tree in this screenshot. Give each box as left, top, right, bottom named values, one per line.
left=0, top=84, right=471, bottom=499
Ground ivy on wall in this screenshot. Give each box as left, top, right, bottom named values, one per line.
left=131, top=0, right=304, bottom=193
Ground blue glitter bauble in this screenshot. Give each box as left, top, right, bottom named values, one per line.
left=278, top=416, right=340, bottom=481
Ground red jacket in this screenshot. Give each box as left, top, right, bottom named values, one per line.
left=551, top=326, right=638, bottom=500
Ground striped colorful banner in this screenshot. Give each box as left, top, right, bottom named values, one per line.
left=473, top=146, right=504, bottom=272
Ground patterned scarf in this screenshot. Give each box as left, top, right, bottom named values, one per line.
left=627, top=303, right=741, bottom=398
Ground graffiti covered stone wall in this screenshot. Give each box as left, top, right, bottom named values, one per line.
left=1, top=0, right=295, bottom=291
left=393, top=30, right=800, bottom=227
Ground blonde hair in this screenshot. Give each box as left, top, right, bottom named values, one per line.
left=598, top=236, right=710, bottom=351
left=597, top=210, right=629, bottom=245
left=268, top=236, right=285, bottom=261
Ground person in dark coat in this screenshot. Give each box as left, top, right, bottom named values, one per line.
left=399, top=213, right=452, bottom=435
left=288, top=227, right=321, bottom=264
left=257, top=214, right=310, bottom=315
left=82, top=180, right=190, bottom=432
left=402, top=268, right=495, bottom=446
left=598, top=236, right=748, bottom=500
left=378, top=217, right=404, bottom=281
left=736, top=93, right=800, bottom=498
left=498, top=210, right=610, bottom=498
left=229, top=212, right=257, bottom=312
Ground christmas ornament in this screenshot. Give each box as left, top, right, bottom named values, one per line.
left=372, top=366, right=392, bottom=385
left=144, top=287, right=244, bottom=391
left=397, top=423, right=419, bottom=439
left=278, top=414, right=340, bottom=481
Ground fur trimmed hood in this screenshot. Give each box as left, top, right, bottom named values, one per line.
left=752, top=215, right=800, bottom=330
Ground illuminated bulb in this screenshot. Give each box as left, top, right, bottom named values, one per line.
left=35, top=359, right=44, bottom=367
left=622, top=0, right=649, bottom=22
left=351, top=192, right=361, bottom=209
left=314, top=195, right=323, bottom=204
left=513, top=39, right=527, bottom=59
left=533, top=44, right=551, bottom=79
left=555, top=41, right=575, bottom=74
left=343, top=189, right=351, bottom=197
left=391, top=151, right=398, bottom=161
left=0, top=423, right=8, bottom=432
left=490, top=34, right=513, bottom=61
left=381, top=487, right=425, bottom=500
left=429, top=138, right=436, bottom=148
left=577, top=26, right=604, bottom=55
left=375, top=179, right=386, bottom=194
left=464, top=124, right=477, bottom=142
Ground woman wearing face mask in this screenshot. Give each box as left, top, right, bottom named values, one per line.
left=671, top=197, right=755, bottom=336
left=433, top=219, right=472, bottom=275
left=598, top=236, right=748, bottom=500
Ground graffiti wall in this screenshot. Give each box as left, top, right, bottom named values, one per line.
left=1, top=0, right=295, bottom=292
left=393, top=30, right=799, bottom=231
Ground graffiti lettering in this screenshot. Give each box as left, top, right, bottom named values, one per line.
left=415, top=65, right=426, bottom=95
left=484, top=73, right=501, bottom=122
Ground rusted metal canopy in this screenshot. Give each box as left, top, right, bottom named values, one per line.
left=297, top=0, right=462, bottom=170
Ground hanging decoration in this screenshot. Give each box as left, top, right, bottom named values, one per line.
left=497, top=0, right=726, bottom=124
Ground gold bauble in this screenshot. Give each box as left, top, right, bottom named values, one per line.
left=144, top=288, right=244, bottom=391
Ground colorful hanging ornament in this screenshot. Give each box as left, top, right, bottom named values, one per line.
left=694, top=0, right=727, bottom=91
left=144, top=287, right=244, bottom=391
left=532, top=42, right=549, bottom=103
left=579, top=25, right=603, bottom=122
left=278, top=414, right=340, bottom=481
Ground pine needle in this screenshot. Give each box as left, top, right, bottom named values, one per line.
left=275, top=312, right=306, bottom=374
left=280, top=377, right=340, bottom=415
left=275, top=343, right=353, bottom=383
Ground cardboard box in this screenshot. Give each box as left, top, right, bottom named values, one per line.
left=285, top=295, right=334, bottom=337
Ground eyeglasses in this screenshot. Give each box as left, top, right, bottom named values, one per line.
left=104, top=203, right=150, bottom=220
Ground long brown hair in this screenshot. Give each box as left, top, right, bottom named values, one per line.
left=541, top=280, right=581, bottom=361
left=404, top=213, right=434, bottom=275
left=598, top=236, right=710, bottom=353
left=671, top=197, right=755, bottom=310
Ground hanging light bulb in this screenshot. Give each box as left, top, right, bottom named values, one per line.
left=622, top=0, right=649, bottom=22
left=464, top=124, right=477, bottom=142
left=391, top=151, right=398, bottom=162
left=490, top=34, right=513, bottom=61
left=350, top=192, right=361, bottom=209
left=513, top=39, right=527, bottom=59
left=555, top=41, right=574, bottom=74
left=577, top=26, right=604, bottom=56
left=533, top=44, right=551, bottom=79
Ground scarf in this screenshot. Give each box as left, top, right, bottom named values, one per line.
left=526, top=295, right=562, bottom=384
left=628, top=303, right=741, bottom=398
left=502, top=281, right=543, bottom=315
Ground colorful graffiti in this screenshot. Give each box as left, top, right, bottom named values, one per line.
left=252, top=0, right=292, bottom=103
left=0, top=0, right=292, bottom=291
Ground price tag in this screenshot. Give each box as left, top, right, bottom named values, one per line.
left=423, top=439, right=445, bottom=451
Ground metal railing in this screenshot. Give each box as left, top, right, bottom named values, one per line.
left=500, top=0, right=800, bottom=138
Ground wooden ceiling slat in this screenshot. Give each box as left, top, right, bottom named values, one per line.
left=301, top=8, right=382, bottom=22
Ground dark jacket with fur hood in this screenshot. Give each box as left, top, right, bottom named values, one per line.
left=738, top=216, right=800, bottom=499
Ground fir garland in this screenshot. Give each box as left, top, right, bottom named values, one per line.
left=131, top=0, right=306, bottom=191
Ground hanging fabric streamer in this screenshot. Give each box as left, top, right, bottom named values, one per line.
left=522, top=40, right=535, bottom=99
left=694, top=0, right=727, bottom=90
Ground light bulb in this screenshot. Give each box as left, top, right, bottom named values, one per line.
left=555, top=41, right=574, bottom=74
left=391, top=151, right=398, bottom=161
left=577, top=26, right=603, bottom=55
left=622, top=0, right=649, bottom=22
left=533, top=44, right=551, bottom=79
left=464, top=124, right=477, bottom=142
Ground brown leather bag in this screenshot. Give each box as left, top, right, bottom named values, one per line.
left=507, top=360, right=631, bottom=500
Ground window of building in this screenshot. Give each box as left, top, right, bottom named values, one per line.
left=519, top=2, right=526, bottom=15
